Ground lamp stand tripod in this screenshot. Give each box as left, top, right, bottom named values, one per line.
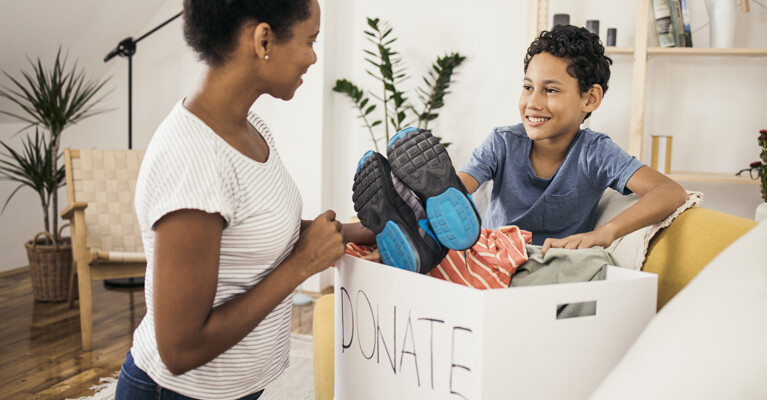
left=102, top=11, right=182, bottom=288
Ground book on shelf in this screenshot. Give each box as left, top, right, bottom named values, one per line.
left=680, top=0, right=693, bottom=47
left=652, top=0, right=677, bottom=47
left=668, top=0, right=687, bottom=47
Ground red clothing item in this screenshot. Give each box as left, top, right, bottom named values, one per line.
left=345, top=226, right=532, bottom=289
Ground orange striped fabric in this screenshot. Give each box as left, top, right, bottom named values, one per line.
left=345, top=226, right=532, bottom=290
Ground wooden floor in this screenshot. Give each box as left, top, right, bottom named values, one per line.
left=0, top=267, right=320, bottom=400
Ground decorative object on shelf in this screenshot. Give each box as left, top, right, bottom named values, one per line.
left=668, top=0, right=687, bottom=47
left=652, top=0, right=677, bottom=47
left=756, top=201, right=767, bottom=222
left=586, top=19, right=600, bottom=36
left=740, top=129, right=767, bottom=221
left=553, top=13, right=570, bottom=27
left=0, top=49, right=110, bottom=301
left=703, top=0, right=749, bottom=48
left=651, top=135, right=673, bottom=174
left=333, top=17, right=465, bottom=151
left=680, top=0, right=694, bottom=47
left=606, top=28, right=617, bottom=46
left=760, top=129, right=767, bottom=202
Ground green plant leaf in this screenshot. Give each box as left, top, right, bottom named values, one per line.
left=0, top=47, right=110, bottom=236
left=333, top=18, right=465, bottom=149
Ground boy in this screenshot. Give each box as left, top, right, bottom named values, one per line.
left=458, top=24, right=687, bottom=254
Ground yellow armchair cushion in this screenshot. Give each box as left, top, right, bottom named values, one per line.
left=643, top=207, right=756, bottom=310
left=313, top=294, right=335, bottom=400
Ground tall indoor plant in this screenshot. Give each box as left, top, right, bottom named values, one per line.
left=333, top=17, right=465, bottom=151
left=0, top=48, right=110, bottom=301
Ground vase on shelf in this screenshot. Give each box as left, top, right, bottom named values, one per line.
left=704, top=0, right=738, bottom=48
left=755, top=202, right=767, bottom=223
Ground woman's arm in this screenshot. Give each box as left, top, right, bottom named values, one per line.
left=154, top=209, right=345, bottom=375
left=542, top=166, right=687, bottom=254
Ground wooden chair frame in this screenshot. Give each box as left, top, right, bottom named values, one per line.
left=60, top=149, right=147, bottom=351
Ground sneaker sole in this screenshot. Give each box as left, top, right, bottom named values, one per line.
left=352, top=151, right=446, bottom=273
left=387, top=128, right=481, bottom=250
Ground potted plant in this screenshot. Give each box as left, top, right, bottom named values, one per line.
left=333, top=17, right=465, bottom=151
left=0, top=48, right=110, bottom=301
left=754, top=129, right=767, bottom=222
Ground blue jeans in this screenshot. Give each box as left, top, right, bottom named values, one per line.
left=115, top=351, right=264, bottom=400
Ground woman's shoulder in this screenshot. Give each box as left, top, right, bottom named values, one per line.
left=247, top=111, right=275, bottom=147
left=146, top=102, right=229, bottom=163
left=155, top=102, right=217, bottom=145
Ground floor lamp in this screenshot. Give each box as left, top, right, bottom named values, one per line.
left=102, top=11, right=182, bottom=287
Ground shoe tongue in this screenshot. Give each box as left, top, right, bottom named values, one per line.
left=391, top=174, right=427, bottom=220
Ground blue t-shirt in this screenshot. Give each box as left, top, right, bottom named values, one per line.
left=459, top=123, right=644, bottom=245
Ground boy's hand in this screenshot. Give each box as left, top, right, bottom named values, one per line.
left=541, top=228, right=615, bottom=256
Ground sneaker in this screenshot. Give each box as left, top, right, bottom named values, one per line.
left=387, top=127, right=481, bottom=250
left=352, top=150, right=448, bottom=274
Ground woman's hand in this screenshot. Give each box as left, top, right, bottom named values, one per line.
left=290, top=210, right=346, bottom=278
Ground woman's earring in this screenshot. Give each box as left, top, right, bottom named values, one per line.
left=264, top=54, right=270, bottom=60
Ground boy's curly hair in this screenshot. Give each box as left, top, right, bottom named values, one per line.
left=524, top=24, right=613, bottom=96
left=183, top=0, right=311, bottom=67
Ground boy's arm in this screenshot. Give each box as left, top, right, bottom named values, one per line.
left=303, top=220, right=375, bottom=245
left=542, top=166, right=687, bottom=255
left=341, top=222, right=376, bottom=245
left=458, top=172, right=480, bottom=193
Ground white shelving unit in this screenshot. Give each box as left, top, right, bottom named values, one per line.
left=526, top=0, right=765, bottom=186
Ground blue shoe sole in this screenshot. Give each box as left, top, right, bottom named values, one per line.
left=352, top=151, right=446, bottom=273
left=387, top=128, right=481, bottom=250
left=377, top=221, right=418, bottom=272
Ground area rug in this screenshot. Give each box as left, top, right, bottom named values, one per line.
left=68, top=333, right=315, bottom=400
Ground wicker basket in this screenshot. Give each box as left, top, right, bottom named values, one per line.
left=24, top=231, right=72, bottom=302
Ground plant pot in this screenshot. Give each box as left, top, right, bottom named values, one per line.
left=756, top=202, right=767, bottom=223
left=24, top=231, right=72, bottom=302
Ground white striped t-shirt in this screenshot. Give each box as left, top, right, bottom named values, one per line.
left=130, top=101, right=302, bottom=399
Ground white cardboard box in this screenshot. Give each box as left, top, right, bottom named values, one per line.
left=334, top=254, right=657, bottom=400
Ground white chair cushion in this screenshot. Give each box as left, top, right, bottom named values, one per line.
left=595, top=189, right=702, bottom=270
left=589, top=220, right=767, bottom=400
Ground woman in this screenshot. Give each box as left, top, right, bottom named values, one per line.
left=115, top=0, right=372, bottom=398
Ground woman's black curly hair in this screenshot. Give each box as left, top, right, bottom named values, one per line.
left=183, top=0, right=312, bottom=67
left=524, top=24, right=613, bottom=96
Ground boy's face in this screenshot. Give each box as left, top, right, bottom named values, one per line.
left=519, top=52, right=599, bottom=144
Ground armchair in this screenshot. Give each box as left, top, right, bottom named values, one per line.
left=61, top=148, right=147, bottom=351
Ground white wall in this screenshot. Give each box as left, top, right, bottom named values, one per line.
left=2, top=0, right=766, bottom=274
left=325, top=0, right=530, bottom=221
left=551, top=0, right=767, bottom=216
left=0, top=0, right=328, bottom=279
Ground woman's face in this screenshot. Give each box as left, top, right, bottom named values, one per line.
left=263, top=0, right=320, bottom=100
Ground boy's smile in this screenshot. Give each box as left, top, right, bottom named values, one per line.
left=519, top=52, right=596, bottom=146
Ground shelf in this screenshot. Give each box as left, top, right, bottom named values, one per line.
left=647, top=47, right=767, bottom=57
left=604, top=47, right=634, bottom=55
left=666, top=172, right=760, bottom=185
left=528, top=0, right=766, bottom=184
